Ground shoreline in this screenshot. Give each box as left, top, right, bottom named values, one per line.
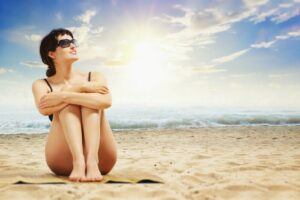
left=1, top=124, right=300, bottom=135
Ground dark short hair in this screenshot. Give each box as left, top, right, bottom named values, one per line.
left=39, top=28, right=74, bottom=77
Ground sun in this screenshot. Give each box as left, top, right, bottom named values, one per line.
left=127, top=39, right=168, bottom=92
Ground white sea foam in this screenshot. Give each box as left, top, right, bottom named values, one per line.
left=0, top=105, right=300, bottom=134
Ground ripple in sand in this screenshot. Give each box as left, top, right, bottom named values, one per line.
left=224, top=184, right=263, bottom=191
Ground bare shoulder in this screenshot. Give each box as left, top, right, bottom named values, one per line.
left=32, top=79, right=50, bottom=115
left=90, top=71, right=107, bottom=82
left=32, top=79, right=48, bottom=92
left=74, top=70, right=87, bottom=78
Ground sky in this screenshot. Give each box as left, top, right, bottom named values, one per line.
left=0, top=0, right=299, bottom=110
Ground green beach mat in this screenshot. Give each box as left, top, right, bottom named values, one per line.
left=0, top=168, right=164, bottom=185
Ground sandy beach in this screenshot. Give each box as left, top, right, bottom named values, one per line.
left=0, top=126, right=300, bottom=199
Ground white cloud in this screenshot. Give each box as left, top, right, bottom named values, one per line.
left=271, top=7, right=299, bottom=23
left=182, top=48, right=251, bottom=77
left=251, top=40, right=276, bottom=48
left=20, top=61, right=45, bottom=68
left=268, top=73, right=292, bottom=78
left=251, top=29, right=300, bottom=49
left=150, top=4, right=257, bottom=68
left=64, top=10, right=107, bottom=62
left=90, top=26, right=104, bottom=35
left=279, top=3, right=293, bottom=8
left=74, top=10, right=97, bottom=24
left=6, top=25, right=42, bottom=49
left=24, top=34, right=42, bottom=42
left=212, top=48, right=250, bottom=64
left=0, top=67, right=16, bottom=74
left=229, top=73, right=255, bottom=78
left=190, top=65, right=227, bottom=74
left=275, top=30, right=300, bottom=40
left=0, top=68, right=5, bottom=74
left=250, top=0, right=300, bottom=24
left=243, top=0, right=269, bottom=8
left=249, top=8, right=278, bottom=23
left=287, top=30, right=300, bottom=37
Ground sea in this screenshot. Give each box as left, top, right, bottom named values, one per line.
left=0, top=105, right=300, bottom=134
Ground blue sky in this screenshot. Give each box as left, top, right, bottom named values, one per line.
left=0, top=0, right=299, bottom=109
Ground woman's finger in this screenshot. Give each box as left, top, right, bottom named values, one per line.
left=101, top=89, right=108, bottom=94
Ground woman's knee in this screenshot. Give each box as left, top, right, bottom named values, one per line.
left=81, top=106, right=100, bottom=113
left=46, top=150, right=73, bottom=176
left=100, top=156, right=117, bottom=175
left=81, top=107, right=101, bottom=119
left=48, top=163, right=72, bottom=176
left=59, top=104, right=81, bottom=115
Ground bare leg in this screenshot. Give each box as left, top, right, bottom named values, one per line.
left=98, top=110, right=117, bottom=175
left=58, top=105, right=85, bottom=182
left=81, top=107, right=103, bottom=181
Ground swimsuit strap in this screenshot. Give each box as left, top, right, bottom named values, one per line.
left=43, top=78, right=53, bottom=92
left=88, top=71, right=91, bottom=82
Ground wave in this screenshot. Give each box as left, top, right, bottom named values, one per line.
left=1, top=107, right=300, bottom=134
left=110, top=115, right=300, bottom=130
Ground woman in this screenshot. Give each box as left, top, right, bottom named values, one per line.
left=31, top=28, right=117, bottom=182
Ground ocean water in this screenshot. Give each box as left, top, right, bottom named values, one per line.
left=0, top=105, right=300, bottom=134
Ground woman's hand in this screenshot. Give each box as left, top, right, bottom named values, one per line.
left=39, top=92, right=65, bottom=109
left=60, top=83, right=110, bottom=95
left=93, top=85, right=109, bottom=94
left=83, top=83, right=109, bottom=94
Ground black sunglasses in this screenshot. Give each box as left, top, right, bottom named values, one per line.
left=57, top=39, right=79, bottom=48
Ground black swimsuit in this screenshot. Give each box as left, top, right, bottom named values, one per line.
left=43, top=71, right=92, bottom=121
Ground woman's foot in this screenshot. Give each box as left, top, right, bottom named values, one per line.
left=83, top=158, right=103, bottom=182
left=69, top=160, right=86, bottom=182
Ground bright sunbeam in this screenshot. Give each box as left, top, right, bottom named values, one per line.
left=128, top=39, right=169, bottom=92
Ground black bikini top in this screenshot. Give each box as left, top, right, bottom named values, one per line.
left=43, top=71, right=92, bottom=121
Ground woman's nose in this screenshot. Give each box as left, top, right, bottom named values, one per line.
left=70, top=43, right=76, bottom=48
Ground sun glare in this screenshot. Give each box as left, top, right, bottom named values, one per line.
left=128, top=39, right=169, bottom=92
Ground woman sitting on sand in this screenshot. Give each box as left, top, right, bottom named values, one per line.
left=31, top=28, right=117, bottom=182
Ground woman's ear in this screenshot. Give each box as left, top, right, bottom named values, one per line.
left=48, top=51, right=56, bottom=59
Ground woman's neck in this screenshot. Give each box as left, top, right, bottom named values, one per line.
left=51, top=63, right=76, bottom=84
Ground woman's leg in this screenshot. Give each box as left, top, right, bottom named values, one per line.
left=98, top=109, right=117, bottom=175
left=58, top=105, right=85, bottom=181
left=81, top=107, right=102, bottom=181
left=81, top=107, right=117, bottom=181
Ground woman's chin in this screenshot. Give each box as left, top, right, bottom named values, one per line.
left=68, top=56, right=79, bottom=62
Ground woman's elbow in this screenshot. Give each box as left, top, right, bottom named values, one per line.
left=102, top=98, right=112, bottom=109
left=97, top=102, right=111, bottom=110
left=96, top=94, right=112, bottom=109
left=104, top=100, right=112, bottom=109
left=39, top=108, right=48, bottom=116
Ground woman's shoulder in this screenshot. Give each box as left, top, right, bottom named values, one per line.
left=75, top=70, right=106, bottom=82
left=32, top=78, right=47, bottom=86
left=90, top=70, right=106, bottom=77
left=32, top=78, right=49, bottom=93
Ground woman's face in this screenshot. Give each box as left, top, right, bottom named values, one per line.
left=49, top=34, right=79, bottom=65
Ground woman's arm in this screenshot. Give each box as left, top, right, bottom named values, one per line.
left=40, top=102, right=68, bottom=116
left=38, top=71, right=111, bottom=111
left=62, top=92, right=111, bottom=110
left=81, top=82, right=109, bottom=93
left=61, top=71, right=112, bottom=110
left=65, top=82, right=109, bottom=94
left=32, top=80, right=68, bottom=116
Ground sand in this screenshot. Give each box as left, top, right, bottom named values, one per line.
left=0, top=126, right=300, bottom=200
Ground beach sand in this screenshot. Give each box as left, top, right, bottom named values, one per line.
left=0, top=126, right=300, bottom=199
